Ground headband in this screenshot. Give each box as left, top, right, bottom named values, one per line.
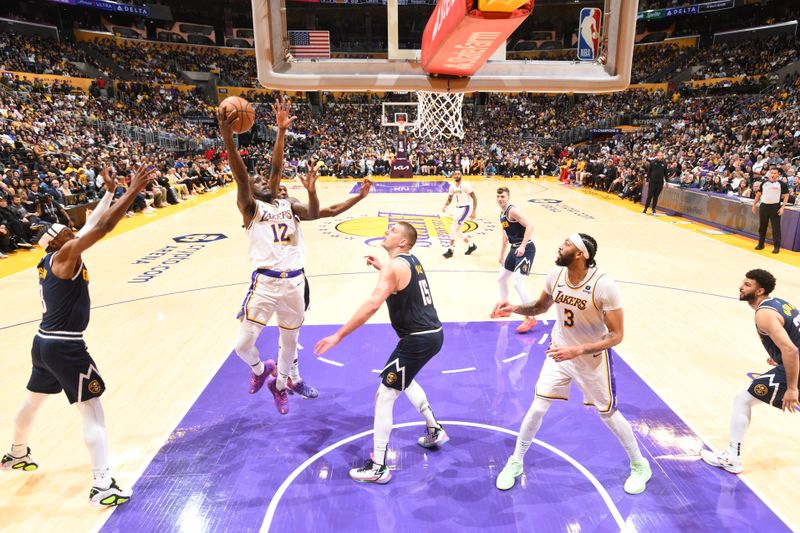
left=568, top=233, right=590, bottom=259
left=38, top=223, right=66, bottom=249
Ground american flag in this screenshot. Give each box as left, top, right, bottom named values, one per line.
left=288, top=30, right=331, bottom=59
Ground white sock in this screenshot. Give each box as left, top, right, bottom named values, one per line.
left=727, top=388, right=758, bottom=457
left=404, top=381, right=438, bottom=429
left=289, top=358, right=301, bottom=382
left=77, top=398, right=110, bottom=486
left=600, top=411, right=644, bottom=463
left=234, top=321, right=263, bottom=369
left=11, top=444, right=27, bottom=457
left=373, top=385, right=401, bottom=466
left=277, top=327, right=300, bottom=390
left=514, top=396, right=551, bottom=460
left=93, top=468, right=112, bottom=489
left=252, top=361, right=265, bottom=376
left=498, top=269, right=512, bottom=300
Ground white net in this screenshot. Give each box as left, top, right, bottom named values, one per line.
left=415, top=91, right=464, bottom=140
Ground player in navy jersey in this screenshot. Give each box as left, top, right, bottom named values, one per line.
left=314, top=222, right=447, bottom=484
left=701, top=269, right=799, bottom=474
left=492, top=187, right=537, bottom=333
left=1, top=163, right=156, bottom=506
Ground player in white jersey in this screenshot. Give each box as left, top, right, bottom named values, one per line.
left=219, top=100, right=320, bottom=416
left=272, top=179, right=373, bottom=398
left=492, top=233, right=652, bottom=495
left=442, top=171, right=478, bottom=258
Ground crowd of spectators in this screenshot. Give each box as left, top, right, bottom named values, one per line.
left=0, top=32, right=91, bottom=77
left=690, top=35, right=799, bottom=80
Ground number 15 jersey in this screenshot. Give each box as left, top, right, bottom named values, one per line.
left=543, top=266, right=621, bottom=352
left=247, top=199, right=302, bottom=271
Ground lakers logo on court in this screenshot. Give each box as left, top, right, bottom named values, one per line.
left=329, top=211, right=493, bottom=248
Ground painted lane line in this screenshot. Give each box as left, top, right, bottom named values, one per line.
left=260, top=420, right=628, bottom=532
left=370, top=369, right=381, bottom=373
left=317, top=357, right=343, bottom=367
left=538, top=333, right=549, bottom=345
left=441, top=367, right=476, bottom=374
left=502, top=352, right=527, bottom=363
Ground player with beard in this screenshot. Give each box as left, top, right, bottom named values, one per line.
left=491, top=233, right=651, bottom=495
left=701, top=269, right=799, bottom=474
left=219, top=100, right=319, bottom=415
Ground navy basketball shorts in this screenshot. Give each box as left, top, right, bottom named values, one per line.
left=748, top=365, right=799, bottom=409
left=28, top=335, right=105, bottom=404
left=504, top=241, right=536, bottom=275
left=380, top=329, right=444, bottom=391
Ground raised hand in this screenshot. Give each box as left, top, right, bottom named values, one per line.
left=298, top=164, right=317, bottom=192
left=218, top=106, right=238, bottom=139
left=100, top=163, right=116, bottom=192
left=130, top=162, right=157, bottom=190
left=359, top=178, right=373, bottom=199
left=272, top=98, right=298, bottom=130
left=365, top=255, right=382, bottom=270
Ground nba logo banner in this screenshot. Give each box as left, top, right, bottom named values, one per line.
left=578, top=8, right=601, bottom=61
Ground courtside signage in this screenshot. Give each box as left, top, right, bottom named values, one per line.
left=128, top=233, right=227, bottom=283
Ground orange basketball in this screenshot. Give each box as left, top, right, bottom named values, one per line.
left=218, top=96, right=255, bottom=134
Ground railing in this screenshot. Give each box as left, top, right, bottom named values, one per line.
left=86, top=117, right=226, bottom=152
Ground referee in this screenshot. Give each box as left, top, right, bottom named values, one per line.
left=752, top=168, right=789, bottom=254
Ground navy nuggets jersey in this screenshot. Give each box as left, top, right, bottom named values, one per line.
left=500, top=205, right=526, bottom=245
left=38, top=253, right=90, bottom=332
left=386, top=254, right=441, bottom=337
left=756, top=297, right=800, bottom=365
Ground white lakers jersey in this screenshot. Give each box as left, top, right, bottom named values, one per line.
left=449, top=181, right=474, bottom=207
left=543, top=266, right=621, bottom=351
left=247, top=199, right=302, bottom=270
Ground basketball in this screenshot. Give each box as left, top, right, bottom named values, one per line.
left=218, top=96, right=255, bottom=134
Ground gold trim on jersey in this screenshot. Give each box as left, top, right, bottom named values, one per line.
left=278, top=321, right=304, bottom=330
left=581, top=350, right=615, bottom=413
left=244, top=276, right=267, bottom=326
left=591, top=273, right=606, bottom=310
left=564, top=267, right=599, bottom=290
left=535, top=391, right=569, bottom=401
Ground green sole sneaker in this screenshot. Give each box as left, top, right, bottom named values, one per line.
left=624, top=459, right=652, bottom=495
left=496, top=457, right=524, bottom=491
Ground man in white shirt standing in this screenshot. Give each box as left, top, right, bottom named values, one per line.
left=492, top=233, right=652, bottom=495
left=442, top=171, right=478, bottom=258
left=752, top=168, right=789, bottom=254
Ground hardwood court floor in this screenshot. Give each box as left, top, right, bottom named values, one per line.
left=1, top=177, right=798, bottom=531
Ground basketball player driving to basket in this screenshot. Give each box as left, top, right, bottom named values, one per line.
left=218, top=99, right=320, bottom=416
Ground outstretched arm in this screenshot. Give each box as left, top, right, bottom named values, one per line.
left=314, top=259, right=399, bottom=355
left=53, top=164, right=155, bottom=279
left=494, top=289, right=554, bottom=318
left=268, top=99, right=297, bottom=201
left=296, top=178, right=372, bottom=220
left=288, top=162, right=320, bottom=220
left=218, top=106, right=256, bottom=226
left=77, top=163, right=115, bottom=237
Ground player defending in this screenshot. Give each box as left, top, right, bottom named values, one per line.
left=314, top=222, right=446, bottom=484
left=492, top=187, right=537, bottom=333
left=492, top=233, right=652, bottom=495
left=701, top=269, right=799, bottom=474
left=219, top=100, right=320, bottom=415
left=1, top=163, right=156, bottom=506
left=442, top=171, right=477, bottom=258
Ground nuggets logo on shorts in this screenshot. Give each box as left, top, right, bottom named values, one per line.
left=521, top=264, right=528, bottom=274
left=753, top=383, right=768, bottom=397
left=385, top=372, right=398, bottom=385
left=88, top=380, right=102, bottom=394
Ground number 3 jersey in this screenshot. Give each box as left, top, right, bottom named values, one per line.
left=386, top=253, right=441, bottom=337
left=543, top=266, right=621, bottom=351
left=247, top=198, right=303, bottom=271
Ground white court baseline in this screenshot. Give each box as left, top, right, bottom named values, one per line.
left=260, top=420, right=629, bottom=532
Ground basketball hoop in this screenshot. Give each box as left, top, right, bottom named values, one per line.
left=416, top=91, right=464, bottom=140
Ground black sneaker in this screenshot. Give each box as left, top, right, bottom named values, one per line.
left=755, top=244, right=765, bottom=250
left=465, top=243, right=478, bottom=255
left=442, top=249, right=453, bottom=259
